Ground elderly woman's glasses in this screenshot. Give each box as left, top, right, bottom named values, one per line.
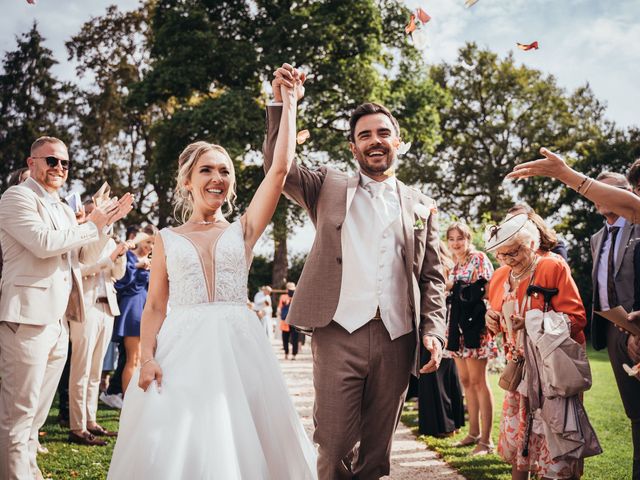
left=496, top=245, right=521, bottom=260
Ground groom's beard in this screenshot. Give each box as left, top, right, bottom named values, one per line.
left=354, top=147, right=396, bottom=177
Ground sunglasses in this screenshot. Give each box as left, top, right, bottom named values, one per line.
left=33, top=156, right=71, bottom=171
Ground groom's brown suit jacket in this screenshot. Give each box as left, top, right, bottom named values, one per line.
left=264, top=105, right=446, bottom=374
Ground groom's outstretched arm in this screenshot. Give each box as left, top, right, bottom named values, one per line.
left=263, top=64, right=325, bottom=218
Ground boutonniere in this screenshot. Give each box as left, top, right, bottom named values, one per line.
left=413, top=203, right=430, bottom=231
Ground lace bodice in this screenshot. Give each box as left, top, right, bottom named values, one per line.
left=160, top=221, right=249, bottom=306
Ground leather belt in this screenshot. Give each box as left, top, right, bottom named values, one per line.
left=96, top=297, right=109, bottom=305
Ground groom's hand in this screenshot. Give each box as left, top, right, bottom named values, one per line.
left=272, top=63, right=306, bottom=103
left=420, top=335, right=442, bottom=374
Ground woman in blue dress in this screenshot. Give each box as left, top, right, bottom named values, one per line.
left=114, top=224, right=157, bottom=394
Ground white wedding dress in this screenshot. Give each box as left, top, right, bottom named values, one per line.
left=108, top=220, right=317, bottom=479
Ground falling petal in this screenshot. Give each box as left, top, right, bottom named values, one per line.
left=465, top=0, right=479, bottom=7
left=411, top=29, right=428, bottom=49
left=517, top=41, right=539, bottom=51
left=416, top=8, right=431, bottom=24
left=623, top=363, right=640, bottom=377
left=296, top=129, right=310, bottom=145
left=26, top=0, right=37, bottom=4
left=405, top=14, right=417, bottom=35
left=397, top=141, right=412, bottom=155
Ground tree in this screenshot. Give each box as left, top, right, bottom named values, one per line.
left=424, top=43, right=609, bottom=223
left=0, top=23, right=74, bottom=191
left=136, top=0, right=446, bottom=287
left=66, top=6, right=155, bottom=224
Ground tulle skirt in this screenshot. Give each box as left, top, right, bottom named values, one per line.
left=108, top=302, right=317, bottom=480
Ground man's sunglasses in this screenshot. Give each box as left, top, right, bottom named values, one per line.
left=33, top=156, right=71, bottom=170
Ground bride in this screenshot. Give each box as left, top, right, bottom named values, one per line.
left=108, top=76, right=316, bottom=479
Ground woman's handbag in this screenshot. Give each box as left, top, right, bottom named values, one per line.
left=499, top=355, right=525, bottom=391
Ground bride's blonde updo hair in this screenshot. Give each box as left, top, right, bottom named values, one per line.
left=173, top=141, right=237, bottom=224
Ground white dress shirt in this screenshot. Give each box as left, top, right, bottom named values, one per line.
left=333, top=174, right=412, bottom=339
left=597, top=216, right=627, bottom=310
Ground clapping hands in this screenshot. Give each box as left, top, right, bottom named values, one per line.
left=87, top=193, right=134, bottom=232
left=272, top=63, right=306, bottom=104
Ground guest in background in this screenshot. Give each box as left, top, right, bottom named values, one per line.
left=418, top=241, right=465, bottom=438
left=101, top=226, right=139, bottom=407
left=590, top=172, right=640, bottom=480
left=253, top=285, right=273, bottom=337
left=278, top=282, right=298, bottom=360
left=114, top=224, right=156, bottom=394
left=8, top=167, right=31, bottom=187
left=0, top=136, right=133, bottom=479
left=446, top=222, right=496, bottom=455
left=68, top=200, right=129, bottom=445
left=485, top=214, right=590, bottom=480
left=507, top=204, right=568, bottom=261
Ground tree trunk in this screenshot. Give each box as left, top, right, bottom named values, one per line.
left=272, top=212, right=288, bottom=289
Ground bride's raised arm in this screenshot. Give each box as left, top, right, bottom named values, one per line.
left=242, top=79, right=300, bottom=249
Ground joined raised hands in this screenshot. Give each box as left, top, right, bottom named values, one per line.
left=506, top=147, right=571, bottom=181
left=272, top=63, right=306, bottom=103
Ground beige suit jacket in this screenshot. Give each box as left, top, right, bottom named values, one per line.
left=263, top=106, right=447, bottom=373
left=80, top=238, right=126, bottom=317
left=0, top=178, right=108, bottom=325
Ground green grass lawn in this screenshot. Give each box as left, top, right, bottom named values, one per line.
left=38, top=403, right=119, bottom=479
left=402, top=346, right=633, bottom=479
left=37, top=347, right=632, bottom=479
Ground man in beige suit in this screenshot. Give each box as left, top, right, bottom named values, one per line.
left=68, top=202, right=128, bottom=445
left=264, top=65, right=447, bottom=480
left=0, top=136, right=133, bottom=480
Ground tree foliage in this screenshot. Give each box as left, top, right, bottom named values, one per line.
left=0, top=23, right=74, bottom=190
left=134, top=0, right=446, bottom=285
left=424, top=43, right=609, bottom=222
left=66, top=6, right=154, bottom=224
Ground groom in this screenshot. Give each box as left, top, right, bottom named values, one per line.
left=264, top=64, right=447, bottom=479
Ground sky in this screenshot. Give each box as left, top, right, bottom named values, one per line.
left=2, top=0, right=639, bottom=255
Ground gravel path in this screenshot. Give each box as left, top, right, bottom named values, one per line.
left=274, top=338, right=465, bottom=479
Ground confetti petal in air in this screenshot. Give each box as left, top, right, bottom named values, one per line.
left=26, top=0, right=37, bottom=4
left=517, top=41, right=539, bottom=51
left=396, top=141, right=412, bottom=155
left=296, top=129, right=310, bottom=145
left=623, top=363, right=640, bottom=377
left=411, top=29, right=428, bottom=49
left=416, top=8, right=431, bottom=24
left=405, top=14, right=417, bottom=35
left=464, top=0, right=479, bottom=8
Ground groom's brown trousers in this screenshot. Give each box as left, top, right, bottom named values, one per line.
left=312, top=319, right=415, bottom=480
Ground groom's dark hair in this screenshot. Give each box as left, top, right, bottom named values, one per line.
left=348, top=103, right=400, bottom=142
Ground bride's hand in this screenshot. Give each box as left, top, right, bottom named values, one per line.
left=139, top=359, right=163, bottom=392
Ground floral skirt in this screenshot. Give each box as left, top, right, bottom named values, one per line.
left=450, top=331, right=498, bottom=360
left=498, top=391, right=578, bottom=479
